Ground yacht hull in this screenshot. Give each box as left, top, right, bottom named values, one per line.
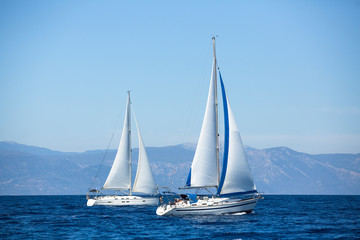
left=156, top=196, right=260, bottom=216
left=87, top=195, right=159, bottom=206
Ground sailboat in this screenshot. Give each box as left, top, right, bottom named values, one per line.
left=87, top=91, right=159, bottom=206
left=156, top=38, right=261, bottom=216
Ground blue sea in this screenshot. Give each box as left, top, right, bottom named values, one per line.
left=1, top=195, right=359, bottom=239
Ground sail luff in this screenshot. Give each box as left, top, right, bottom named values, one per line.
left=217, top=72, right=229, bottom=195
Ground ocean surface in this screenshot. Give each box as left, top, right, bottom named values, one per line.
left=1, top=195, right=359, bottom=239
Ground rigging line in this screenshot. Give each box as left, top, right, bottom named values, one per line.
left=88, top=96, right=125, bottom=191
left=170, top=65, right=205, bottom=189
left=89, top=131, right=115, bottom=190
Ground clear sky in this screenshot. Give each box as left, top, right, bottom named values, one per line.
left=1, top=1, right=359, bottom=154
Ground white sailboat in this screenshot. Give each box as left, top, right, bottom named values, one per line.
left=87, top=91, right=159, bottom=206
left=156, top=38, right=261, bottom=216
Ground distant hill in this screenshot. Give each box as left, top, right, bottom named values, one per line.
left=247, top=147, right=360, bottom=194
left=0, top=141, right=359, bottom=195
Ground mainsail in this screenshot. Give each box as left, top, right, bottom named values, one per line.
left=186, top=56, right=218, bottom=188
left=103, top=93, right=131, bottom=190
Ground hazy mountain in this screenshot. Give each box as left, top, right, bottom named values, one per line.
left=0, top=141, right=359, bottom=195
left=247, top=147, right=360, bottom=194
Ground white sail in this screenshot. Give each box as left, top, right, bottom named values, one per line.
left=102, top=94, right=131, bottom=190
left=219, top=91, right=256, bottom=196
left=187, top=58, right=218, bottom=187
left=132, top=112, right=157, bottom=195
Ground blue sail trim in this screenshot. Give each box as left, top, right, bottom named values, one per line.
left=186, top=168, right=192, bottom=186
left=217, top=72, right=229, bottom=195
left=219, top=190, right=258, bottom=197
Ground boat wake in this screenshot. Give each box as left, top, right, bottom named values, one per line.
left=230, top=212, right=248, bottom=216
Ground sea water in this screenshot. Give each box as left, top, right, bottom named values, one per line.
left=1, top=195, right=359, bottom=239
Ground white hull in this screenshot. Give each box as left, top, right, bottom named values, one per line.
left=156, top=195, right=260, bottom=216
left=87, top=195, right=159, bottom=206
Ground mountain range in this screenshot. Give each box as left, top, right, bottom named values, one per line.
left=0, top=141, right=359, bottom=195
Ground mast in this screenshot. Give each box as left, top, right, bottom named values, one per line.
left=212, top=37, right=220, bottom=188
left=128, top=91, right=132, bottom=196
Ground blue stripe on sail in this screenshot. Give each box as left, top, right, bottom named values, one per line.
left=219, top=190, right=258, bottom=197
left=217, top=72, right=229, bottom=195
left=186, top=168, right=192, bottom=186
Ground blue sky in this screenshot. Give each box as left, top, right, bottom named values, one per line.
left=1, top=1, right=359, bottom=154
